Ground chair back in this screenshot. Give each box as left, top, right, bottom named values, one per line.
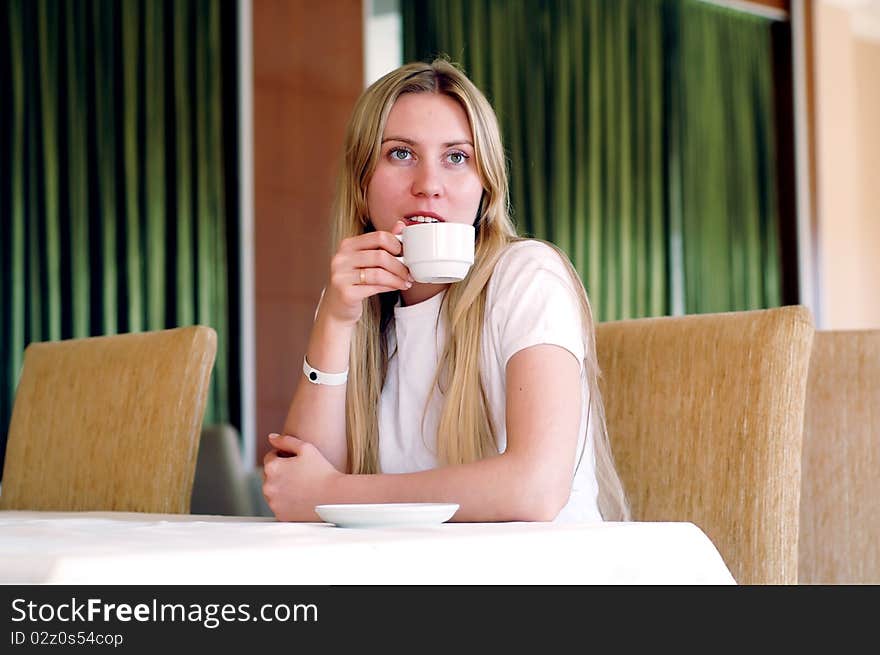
left=596, top=306, right=814, bottom=584
left=1, top=326, right=217, bottom=513
left=800, top=329, right=880, bottom=584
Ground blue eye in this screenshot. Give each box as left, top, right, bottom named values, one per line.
left=446, top=151, right=468, bottom=165
left=390, top=147, right=412, bottom=161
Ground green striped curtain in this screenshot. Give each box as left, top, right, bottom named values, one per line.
left=403, top=0, right=783, bottom=320
left=670, top=0, right=782, bottom=313
left=0, top=0, right=239, bottom=471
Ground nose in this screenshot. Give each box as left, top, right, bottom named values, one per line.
left=410, top=161, right=442, bottom=198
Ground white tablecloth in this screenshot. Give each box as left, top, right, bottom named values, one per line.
left=0, top=511, right=736, bottom=584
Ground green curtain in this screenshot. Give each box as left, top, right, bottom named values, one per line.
left=403, top=0, right=783, bottom=320
left=671, top=0, right=782, bottom=313
left=0, top=0, right=239, bottom=472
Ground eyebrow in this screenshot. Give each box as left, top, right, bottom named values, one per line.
left=381, top=136, right=474, bottom=148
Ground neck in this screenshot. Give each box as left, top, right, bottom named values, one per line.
left=399, top=282, right=449, bottom=307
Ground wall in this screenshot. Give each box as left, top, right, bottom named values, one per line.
left=814, top=1, right=880, bottom=329
left=252, top=0, right=364, bottom=463
left=854, top=37, right=880, bottom=322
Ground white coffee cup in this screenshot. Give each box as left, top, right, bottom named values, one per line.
left=395, top=222, right=475, bottom=284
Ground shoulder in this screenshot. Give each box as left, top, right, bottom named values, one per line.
left=483, top=239, right=588, bottom=367
left=495, top=238, right=570, bottom=269
left=488, top=239, right=580, bottom=297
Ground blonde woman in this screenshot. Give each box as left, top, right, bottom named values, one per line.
left=262, top=59, right=630, bottom=523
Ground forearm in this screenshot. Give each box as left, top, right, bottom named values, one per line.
left=283, top=309, right=353, bottom=471
left=329, top=452, right=568, bottom=522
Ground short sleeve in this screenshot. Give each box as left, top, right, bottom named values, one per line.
left=486, top=241, right=587, bottom=370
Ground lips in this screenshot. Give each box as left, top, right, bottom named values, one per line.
left=402, top=213, right=446, bottom=226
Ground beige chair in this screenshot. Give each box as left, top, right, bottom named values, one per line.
left=0, top=326, right=217, bottom=514
left=596, top=306, right=814, bottom=585
left=799, top=329, right=880, bottom=584
left=191, top=423, right=254, bottom=516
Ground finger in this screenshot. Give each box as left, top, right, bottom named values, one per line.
left=268, top=433, right=304, bottom=455
left=335, top=280, right=412, bottom=304
left=332, top=240, right=411, bottom=290
left=345, top=250, right=415, bottom=286
left=263, top=445, right=279, bottom=465
left=263, top=450, right=279, bottom=471
left=264, top=437, right=286, bottom=462
left=353, top=249, right=413, bottom=282
left=340, top=230, right=403, bottom=256
left=354, top=266, right=412, bottom=291
left=381, top=228, right=404, bottom=255
left=351, top=285, right=410, bottom=298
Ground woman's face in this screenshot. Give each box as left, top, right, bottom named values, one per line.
left=366, top=92, right=484, bottom=232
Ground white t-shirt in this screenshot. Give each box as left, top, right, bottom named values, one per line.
left=378, top=240, right=602, bottom=523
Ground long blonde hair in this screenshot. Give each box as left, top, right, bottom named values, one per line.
left=332, top=59, right=629, bottom=521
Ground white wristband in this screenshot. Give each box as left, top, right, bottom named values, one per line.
left=303, top=356, right=348, bottom=386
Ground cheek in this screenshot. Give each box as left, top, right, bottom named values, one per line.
left=366, top=169, right=398, bottom=212
left=366, top=169, right=408, bottom=231
left=460, top=175, right=485, bottom=210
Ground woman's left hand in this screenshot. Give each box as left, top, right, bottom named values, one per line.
left=262, top=433, right=343, bottom=521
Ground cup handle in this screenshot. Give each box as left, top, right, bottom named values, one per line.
left=394, top=233, right=406, bottom=266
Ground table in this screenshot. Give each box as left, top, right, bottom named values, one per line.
left=0, top=511, right=736, bottom=584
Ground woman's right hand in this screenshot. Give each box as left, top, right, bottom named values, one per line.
left=319, top=221, right=413, bottom=327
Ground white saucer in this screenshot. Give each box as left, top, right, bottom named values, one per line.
left=314, top=503, right=459, bottom=528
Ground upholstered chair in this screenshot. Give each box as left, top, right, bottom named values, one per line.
left=596, top=306, right=814, bottom=584
left=0, top=326, right=216, bottom=513
left=800, top=329, right=880, bottom=584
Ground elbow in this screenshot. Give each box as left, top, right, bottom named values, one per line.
left=519, top=493, right=568, bottom=522
left=509, top=469, right=571, bottom=522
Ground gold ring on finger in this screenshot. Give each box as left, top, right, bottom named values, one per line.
left=359, top=269, right=366, bottom=285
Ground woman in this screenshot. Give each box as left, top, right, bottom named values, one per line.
left=262, top=59, right=629, bottom=523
